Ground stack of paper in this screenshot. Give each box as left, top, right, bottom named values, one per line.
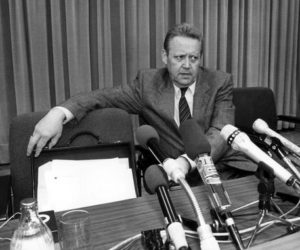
left=37, top=158, right=136, bottom=212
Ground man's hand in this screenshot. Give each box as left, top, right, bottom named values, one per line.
left=27, top=108, right=66, bottom=157
left=162, top=156, right=192, bottom=183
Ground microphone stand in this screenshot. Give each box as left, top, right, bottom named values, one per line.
left=216, top=211, right=244, bottom=250
left=289, top=152, right=300, bottom=170
left=246, top=162, right=298, bottom=248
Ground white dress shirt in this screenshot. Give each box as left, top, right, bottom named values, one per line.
left=173, top=82, right=197, bottom=169
left=53, top=106, right=74, bottom=124
left=173, top=82, right=196, bottom=127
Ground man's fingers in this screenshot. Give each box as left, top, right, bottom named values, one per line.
left=26, top=108, right=65, bottom=157
left=48, top=133, right=61, bottom=149
left=27, top=134, right=40, bottom=156
left=34, top=137, right=49, bottom=157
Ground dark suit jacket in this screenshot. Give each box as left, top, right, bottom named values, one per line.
left=61, top=67, right=257, bottom=173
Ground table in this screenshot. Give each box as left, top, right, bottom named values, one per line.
left=1, top=176, right=299, bottom=249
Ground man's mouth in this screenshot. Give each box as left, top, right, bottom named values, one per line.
left=180, top=73, right=192, bottom=77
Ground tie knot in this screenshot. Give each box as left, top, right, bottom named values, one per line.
left=180, top=87, right=188, bottom=96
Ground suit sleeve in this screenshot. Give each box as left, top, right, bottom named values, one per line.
left=58, top=75, right=144, bottom=121
left=206, top=74, right=235, bottom=163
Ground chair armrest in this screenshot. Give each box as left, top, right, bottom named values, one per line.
left=278, top=115, right=300, bottom=124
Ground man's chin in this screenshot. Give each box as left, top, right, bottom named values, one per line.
left=177, top=79, right=194, bottom=86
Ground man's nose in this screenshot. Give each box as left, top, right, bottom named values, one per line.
left=182, top=57, right=191, bottom=68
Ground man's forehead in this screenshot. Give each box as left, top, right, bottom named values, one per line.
left=168, top=46, right=201, bottom=56
left=168, top=36, right=201, bottom=52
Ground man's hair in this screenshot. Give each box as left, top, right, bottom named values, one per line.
left=163, top=23, right=203, bottom=55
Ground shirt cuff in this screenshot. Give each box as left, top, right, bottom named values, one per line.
left=180, top=154, right=197, bottom=170
left=53, top=106, right=74, bottom=124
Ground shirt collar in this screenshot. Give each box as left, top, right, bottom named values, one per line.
left=173, top=82, right=196, bottom=97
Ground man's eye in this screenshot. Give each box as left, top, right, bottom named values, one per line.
left=190, top=56, right=199, bottom=62
left=175, top=55, right=185, bottom=61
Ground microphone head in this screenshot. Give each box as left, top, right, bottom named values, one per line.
left=144, top=164, right=169, bottom=194
left=252, top=118, right=269, bottom=134
left=136, top=125, right=159, bottom=148
left=179, top=119, right=211, bottom=159
left=220, top=124, right=251, bottom=150
left=220, top=124, right=238, bottom=141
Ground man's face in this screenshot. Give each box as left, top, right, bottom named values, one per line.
left=162, top=36, right=202, bottom=88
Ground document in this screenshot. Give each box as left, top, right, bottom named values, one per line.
left=37, top=158, right=136, bottom=212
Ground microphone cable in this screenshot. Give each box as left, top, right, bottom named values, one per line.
left=107, top=214, right=300, bottom=250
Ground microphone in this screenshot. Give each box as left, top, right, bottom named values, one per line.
left=220, top=124, right=300, bottom=194
left=253, top=118, right=300, bottom=157
left=144, top=164, right=189, bottom=250
left=136, top=125, right=169, bottom=164
left=180, top=119, right=244, bottom=250
left=180, top=119, right=232, bottom=212
left=258, top=135, right=300, bottom=181
left=136, top=125, right=190, bottom=182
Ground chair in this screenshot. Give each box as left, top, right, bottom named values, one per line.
left=233, top=87, right=300, bottom=147
left=0, top=169, right=11, bottom=220
left=9, top=108, right=138, bottom=212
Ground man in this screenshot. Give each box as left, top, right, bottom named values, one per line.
left=27, top=23, right=256, bottom=180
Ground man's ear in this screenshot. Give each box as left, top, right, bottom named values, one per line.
left=161, top=49, right=167, bottom=65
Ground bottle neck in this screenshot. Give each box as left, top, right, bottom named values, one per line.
left=20, top=205, right=40, bottom=223
left=19, top=203, right=44, bottom=236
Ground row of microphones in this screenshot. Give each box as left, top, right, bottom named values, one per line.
left=180, top=119, right=245, bottom=250
left=220, top=124, right=300, bottom=195
left=144, top=164, right=189, bottom=250
left=136, top=118, right=300, bottom=249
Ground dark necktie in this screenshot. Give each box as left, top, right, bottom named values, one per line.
left=179, top=87, right=192, bottom=124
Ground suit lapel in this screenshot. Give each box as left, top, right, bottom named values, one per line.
left=155, top=77, right=175, bottom=123
left=193, top=69, right=211, bottom=122
left=159, top=86, right=174, bottom=118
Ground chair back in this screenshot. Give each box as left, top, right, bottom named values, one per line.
left=233, top=87, right=278, bottom=133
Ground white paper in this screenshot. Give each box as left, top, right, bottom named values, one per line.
left=37, top=158, right=136, bottom=212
